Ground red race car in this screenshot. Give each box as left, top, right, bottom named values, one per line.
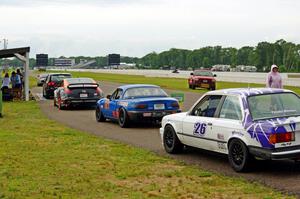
left=188, top=70, right=217, bottom=90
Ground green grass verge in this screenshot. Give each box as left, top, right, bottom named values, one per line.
left=0, top=101, right=294, bottom=198
left=49, top=71, right=300, bottom=94
left=288, top=74, right=300, bottom=78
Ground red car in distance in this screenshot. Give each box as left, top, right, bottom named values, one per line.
left=188, top=70, right=217, bottom=90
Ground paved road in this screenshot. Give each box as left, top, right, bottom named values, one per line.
left=50, top=68, right=300, bottom=87
left=32, top=82, right=300, bottom=196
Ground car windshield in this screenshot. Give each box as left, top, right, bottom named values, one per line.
left=51, top=74, right=71, bottom=82
left=66, top=78, right=94, bottom=84
left=194, top=71, right=213, bottom=77
left=123, top=87, right=168, bottom=99
left=248, top=93, right=300, bottom=120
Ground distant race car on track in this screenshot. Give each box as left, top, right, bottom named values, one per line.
left=160, top=88, right=300, bottom=172
left=188, top=70, right=216, bottom=90
left=95, top=84, right=181, bottom=128
left=54, top=78, right=103, bottom=109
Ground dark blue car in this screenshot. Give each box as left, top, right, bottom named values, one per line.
left=95, top=84, right=181, bottom=127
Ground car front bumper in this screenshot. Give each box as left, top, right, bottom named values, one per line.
left=127, top=110, right=181, bottom=121
left=249, top=145, right=300, bottom=160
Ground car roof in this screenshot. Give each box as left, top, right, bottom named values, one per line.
left=64, top=77, right=95, bottom=83
left=206, top=88, right=292, bottom=97
left=118, top=84, right=160, bottom=90
left=48, top=73, right=71, bottom=76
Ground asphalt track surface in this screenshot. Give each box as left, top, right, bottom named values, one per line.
left=32, top=82, right=300, bottom=196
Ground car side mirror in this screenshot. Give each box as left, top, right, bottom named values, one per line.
left=106, top=94, right=111, bottom=100
left=190, top=72, right=193, bottom=75
left=214, top=74, right=217, bottom=77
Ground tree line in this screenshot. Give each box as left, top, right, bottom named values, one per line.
left=1, top=39, right=299, bottom=72
left=139, top=39, right=300, bottom=72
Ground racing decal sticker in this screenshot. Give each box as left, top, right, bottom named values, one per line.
left=217, top=133, right=224, bottom=140
left=104, top=100, right=109, bottom=109
left=217, top=142, right=227, bottom=150
left=194, top=122, right=207, bottom=136
left=290, top=122, right=296, bottom=132
left=112, top=110, right=119, bottom=118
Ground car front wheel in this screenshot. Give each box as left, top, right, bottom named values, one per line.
left=163, top=125, right=183, bottom=154
left=96, top=107, right=106, bottom=122
left=228, top=139, right=251, bottom=172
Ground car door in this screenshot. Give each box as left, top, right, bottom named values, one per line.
left=182, top=95, right=224, bottom=151
left=103, top=89, right=123, bottom=119
left=212, top=95, right=244, bottom=154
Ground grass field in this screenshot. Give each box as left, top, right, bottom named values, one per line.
left=288, top=74, right=300, bottom=78
left=0, top=101, right=294, bottom=198
left=50, top=70, right=300, bottom=94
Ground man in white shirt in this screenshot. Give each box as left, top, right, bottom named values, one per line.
left=1, top=73, right=11, bottom=90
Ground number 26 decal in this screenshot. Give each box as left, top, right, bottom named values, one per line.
left=194, top=122, right=207, bottom=136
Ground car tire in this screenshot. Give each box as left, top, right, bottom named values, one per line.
left=163, top=125, right=183, bottom=154
left=188, top=84, right=192, bottom=89
left=210, top=86, right=216, bottom=90
left=44, top=90, right=50, bottom=99
left=228, top=139, right=252, bottom=172
left=96, top=107, right=106, bottom=122
left=118, top=108, right=130, bottom=128
left=191, top=85, right=195, bottom=90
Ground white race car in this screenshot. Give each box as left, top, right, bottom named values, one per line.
left=160, top=88, right=300, bottom=172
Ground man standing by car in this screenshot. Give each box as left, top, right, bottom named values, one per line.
left=266, top=64, right=282, bottom=89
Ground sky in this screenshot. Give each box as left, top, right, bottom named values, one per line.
left=0, top=0, right=299, bottom=58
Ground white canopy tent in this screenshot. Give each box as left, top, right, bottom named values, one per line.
left=0, top=47, right=30, bottom=101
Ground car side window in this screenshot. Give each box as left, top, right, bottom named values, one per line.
left=219, top=96, right=242, bottom=120
left=192, top=95, right=223, bottom=117
left=115, top=89, right=123, bottom=99
left=111, top=89, right=123, bottom=100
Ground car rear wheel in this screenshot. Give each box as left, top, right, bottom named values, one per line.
left=191, top=84, right=195, bottom=90
left=163, top=125, right=183, bottom=154
left=96, top=107, right=106, bottom=122
left=118, top=108, right=130, bottom=128
left=228, top=139, right=251, bottom=172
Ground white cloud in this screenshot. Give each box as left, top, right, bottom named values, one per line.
left=0, top=0, right=299, bottom=57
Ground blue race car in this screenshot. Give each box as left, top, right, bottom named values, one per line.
left=95, top=84, right=181, bottom=127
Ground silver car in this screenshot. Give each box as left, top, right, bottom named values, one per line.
left=37, top=74, right=48, bottom=86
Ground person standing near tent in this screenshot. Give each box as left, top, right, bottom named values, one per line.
left=16, top=69, right=24, bottom=88
left=11, top=71, right=21, bottom=89
left=266, top=64, right=283, bottom=89
left=1, top=73, right=10, bottom=91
